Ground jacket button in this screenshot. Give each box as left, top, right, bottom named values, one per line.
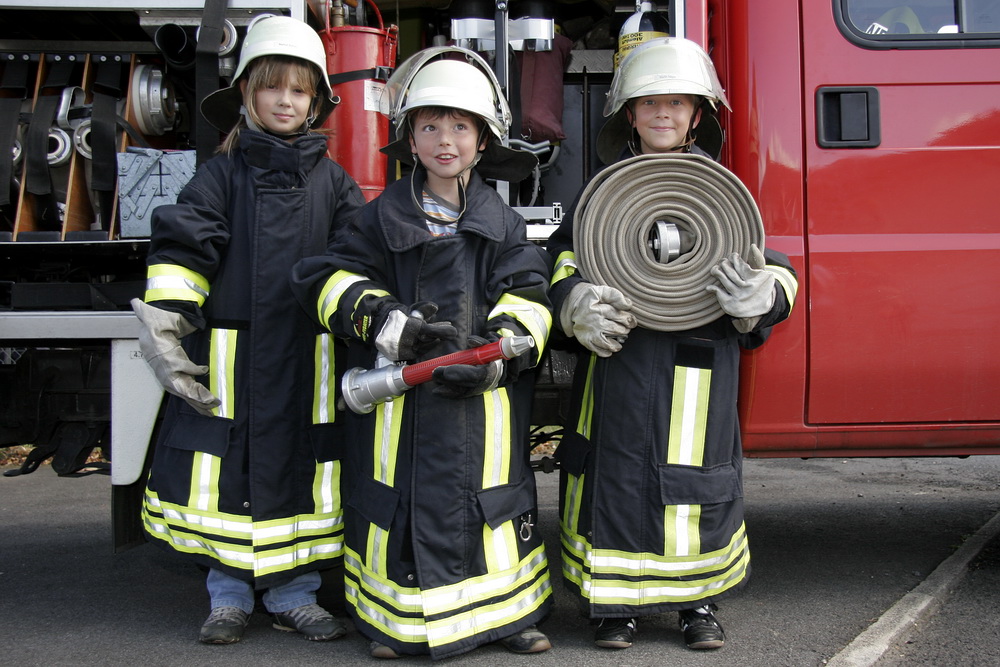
left=243, top=501, right=250, bottom=508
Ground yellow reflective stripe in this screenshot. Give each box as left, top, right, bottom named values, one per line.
left=425, top=564, right=551, bottom=648
left=576, top=354, right=598, bottom=437
left=550, top=250, right=577, bottom=286
left=488, top=293, right=552, bottom=356
left=209, top=328, right=237, bottom=418
left=374, top=395, right=403, bottom=488
left=666, top=364, right=710, bottom=556
left=145, top=264, right=210, bottom=305
left=148, top=493, right=343, bottom=544
left=593, top=523, right=747, bottom=575
left=254, top=535, right=344, bottom=577
left=421, top=546, right=549, bottom=616
left=481, top=389, right=511, bottom=488
left=665, top=503, right=702, bottom=558
left=313, top=460, right=341, bottom=516
left=562, top=472, right=584, bottom=537
left=587, top=539, right=749, bottom=605
left=312, top=333, right=338, bottom=424
left=367, top=395, right=404, bottom=575
left=667, top=366, right=711, bottom=466
left=346, top=547, right=428, bottom=644
left=143, top=491, right=343, bottom=574
left=481, top=387, right=518, bottom=573
left=767, top=264, right=798, bottom=312
left=189, top=452, right=221, bottom=511
left=317, top=270, right=381, bottom=332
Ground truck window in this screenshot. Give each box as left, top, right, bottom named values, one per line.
left=838, top=0, right=1000, bottom=45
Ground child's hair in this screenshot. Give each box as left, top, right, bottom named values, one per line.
left=219, top=55, right=322, bottom=155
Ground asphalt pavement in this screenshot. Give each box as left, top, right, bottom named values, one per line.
left=2, top=455, right=1000, bottom=666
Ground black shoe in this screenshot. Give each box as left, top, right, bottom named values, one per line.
left=199, top=606, right=250, bottom=644
left=678, top=605, right=725, bottom=650
left=500, top=625, right=552, bottom=653
left=271, top=603, right=346, bottom=641
left=594, top=617, right=636, bottom=649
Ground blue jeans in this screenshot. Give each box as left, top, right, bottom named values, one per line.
left=206, top=568, right=321, bottom=614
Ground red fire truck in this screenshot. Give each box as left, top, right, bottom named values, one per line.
left=1, top=0, right=998, bottom=548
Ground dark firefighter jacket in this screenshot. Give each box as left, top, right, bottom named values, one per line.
left=546, top=146, right=799, bottom=618
left=140, top=130, right=365, bottom=589
left=292, top=168, right=554, bottom=659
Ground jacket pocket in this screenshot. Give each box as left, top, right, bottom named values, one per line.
left=477, top=474, right=536, bottom=531
left=307, top=422, right=344, bottom=463
left=159, top=411, right=233, bottom=458
left=657, top=461, right=742, bottom=506
left=348, top=476, right=400, bottom=531
left=554, top=430, right=591, bottom=476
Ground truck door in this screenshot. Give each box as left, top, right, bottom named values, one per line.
left=802, top=1, right=1000, bottom=426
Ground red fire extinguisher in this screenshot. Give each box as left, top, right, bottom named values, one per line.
left=319, top=0, right=398, bottom=202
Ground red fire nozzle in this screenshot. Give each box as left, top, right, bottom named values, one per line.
left=341, top=336, right=535, bottom=414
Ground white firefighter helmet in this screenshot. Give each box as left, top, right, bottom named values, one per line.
left=597, top=37, right=729, bottom=164
left=379, top=45, right=537, bottom=182
left=380, top=45, right=511, bottom=141
left=604, top=36, right=731, bottom=117
left=201, top=15, right=336, bottom=132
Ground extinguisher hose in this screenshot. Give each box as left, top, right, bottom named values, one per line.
left=572, top=152, right=765, bottom=331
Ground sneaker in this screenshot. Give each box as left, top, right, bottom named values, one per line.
left=678, top=605, right=726, bottom=649
left=499, top=625, right=552, bottom=654
left=369, top=640, right=401, bottom=659
left=594, top=617, right=637, bottom=649
left=199, top=606, right=250, bottom=644
left=271, top=603, right=346, bottom=641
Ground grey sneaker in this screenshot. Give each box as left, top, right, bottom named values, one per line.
left=271, top=603, right=346, bottom=641
left=199, top=606, right=250, bottom=644
left=499, top=625, right=552, bottom=654
left=369, top=640, right=401, bottom=659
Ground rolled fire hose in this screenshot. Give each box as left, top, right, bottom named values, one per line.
left=573, top=152, right=765, bottom=331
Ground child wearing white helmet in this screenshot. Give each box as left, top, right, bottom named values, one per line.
left=292, top=46, right=554, bottom=660
left=547, top=37, right=799, bottom=652
left=131, top=15, right=364, bottom=645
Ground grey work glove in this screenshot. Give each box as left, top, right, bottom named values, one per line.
left=131, top=298, right=221, bottom=416
left=706, top=244, right=776, bottom=334
left=560, top=282, right=638, bottom=357
left=374, top=301, right=458, bottom=362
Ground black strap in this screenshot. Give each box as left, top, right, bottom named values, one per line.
left=25, top=56, right=77, bottom=229
left=328, top=66, right=394, bottom=86
left=195, top=0, right=230, bottom=165
left=90, top=55, right=126, bottom=231
left=0, top=55, right=30, bottom=207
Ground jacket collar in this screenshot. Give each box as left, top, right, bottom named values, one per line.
left=239, top=130, right=328, bottom=176
left=379, top=168, right=506, bottom=252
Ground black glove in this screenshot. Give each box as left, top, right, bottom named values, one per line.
left=373, top=301, right=458, bottom=361
left=432, top=336, right=503, bottom=399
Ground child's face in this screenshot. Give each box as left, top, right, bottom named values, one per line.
left=408, top=108, right=486, bottom=193
left=244, top=72, right=315, bottom=137
left=629, top=94, right=702, bottom=154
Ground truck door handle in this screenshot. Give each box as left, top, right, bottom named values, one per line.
left=816, top=86, right=881, bottom=148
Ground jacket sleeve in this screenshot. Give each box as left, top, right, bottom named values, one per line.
left=738, top=247, right=799, bottom=349
left=484, top=211, right=553, bottom=368
left=544, top=174, right=594, bottom=335
left=143, top=161, right=231, bottom=329
left=291, top=205, right=402, bottom=344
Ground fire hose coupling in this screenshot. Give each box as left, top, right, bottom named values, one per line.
left=342, top=335, right=535, bottom=414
